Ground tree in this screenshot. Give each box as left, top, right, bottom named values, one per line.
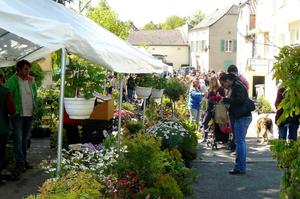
left=86, top=0, right=130, bottom=40
left=273, top=45, right=300, bottom=124
left=185, top=10, right=205, bottom=26
left=143, top=21, right=161, bottom=30
left=161, top=15, right=185, bottom=30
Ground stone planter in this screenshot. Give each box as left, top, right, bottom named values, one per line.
left=151, top=88, right=164, bottom=99
left=135, top=86, right=152, bottom=98
left=64, top=97, right=95, bottom=119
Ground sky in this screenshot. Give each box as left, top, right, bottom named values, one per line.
left=95, top=0, right=243, bottom=28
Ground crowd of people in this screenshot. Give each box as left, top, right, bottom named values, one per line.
left=0, top=60, right=299, bottom=184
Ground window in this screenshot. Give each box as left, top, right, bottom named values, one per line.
left=225, top=40, right=233, bottom=52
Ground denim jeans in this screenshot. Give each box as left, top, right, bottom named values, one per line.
left=127, top=89, right=134, bottom=102
left=234, top=115, right=252, bottom=172
left=189, top=108, right=200, bottom=126
left=11, top=115, right=33, bottom=165
left=279, top=123, right=299, bottom=141
left=0, top=133, right=8, bottom=171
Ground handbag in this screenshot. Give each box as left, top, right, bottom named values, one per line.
left=235, top=98, right=255, bottom=117
left=214, top=102, right=229, bottom=124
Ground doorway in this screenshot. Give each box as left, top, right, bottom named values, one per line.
left=252, top=76, right=265, bottom=99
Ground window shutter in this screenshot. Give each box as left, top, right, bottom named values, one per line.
left=233, top=40, right=237, bottom=52
left=221, top=40, right=225, bottom=52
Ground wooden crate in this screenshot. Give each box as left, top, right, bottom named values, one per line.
left=89, top=99, right=114, bottom=120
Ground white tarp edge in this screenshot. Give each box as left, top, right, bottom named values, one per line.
left=0, top=0, right=164, bottom=73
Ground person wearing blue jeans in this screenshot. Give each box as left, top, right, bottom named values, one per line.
left=278, top=123, right=298, bottom=140
left=220, top=73, right=253, bottom=175
left=188, top=78, right=203, bottom=128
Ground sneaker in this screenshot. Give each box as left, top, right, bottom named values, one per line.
left=228, top=169, right=246, bottom=175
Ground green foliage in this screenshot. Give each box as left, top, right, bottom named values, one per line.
left=161, top=15, right=185, bottom=30
left=117, top=133, right=165, bottom=187
left=122, top=102, right=137, bottom=112
left=135, top=74, right=153, bottom=87
left=87, top=0, right=130, bottom=40
left=143, top=21, right=161, bottom=30
left=152, top=75, right=167, bottom=89
left=145, top=97, right=159, bottom=124
left=64, top=55, right=106, bottom=99
left=270, top=139, right=300, bottom=198
left=26, top=171, right=102, bottom=199
left=273, top=46, right=300, bottom=124
left=257, top=96, right=273, bottom=113
left=185, top=10, right=205, bottom=25
left=155, top=174, right=184, bottom=199
left=30, top=62, right=45, bottom=87
left=0, top=62, right=44, bottom=87
left=124, top=120, right=143, bottom=136
left=165, top=77, right=187, bottom=102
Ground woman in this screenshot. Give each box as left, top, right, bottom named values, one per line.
left=188, top=78, right=203, bottom=127
left=202, top=76, right=226, bottom=142
left=219, top=73, right=252, bottom=175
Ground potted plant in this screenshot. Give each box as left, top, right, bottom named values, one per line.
left=64, top=55, right=106, bottom=119
left=151, top=75, right=166, bottom=99
left=135, top=74, right=153, bottom=98
left=164, top=78, right=187, bottom=117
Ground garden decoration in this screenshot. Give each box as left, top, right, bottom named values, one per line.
left=63, top=55, right=106, bottom=119
left=135, top=74, right=154, bottom=126
left=151, top=75, right=166, bottom=99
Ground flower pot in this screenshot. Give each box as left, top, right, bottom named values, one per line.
left=135, top=86, right=152, bottom=98
left=151, top=89, right=164, bottom=99
left=64, top=97, right=95, bottom=119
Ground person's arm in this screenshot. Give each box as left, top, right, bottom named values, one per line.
left=6, top=92, right=16, bottom=115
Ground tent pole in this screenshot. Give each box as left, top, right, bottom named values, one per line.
left=117, top=74, right=123, bottom=154
left=56, top=48, right=66, bottom=176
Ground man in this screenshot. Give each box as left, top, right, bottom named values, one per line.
left=0, top=74, right=16, bottom=183
left=6, top=60, right=37, bottom=172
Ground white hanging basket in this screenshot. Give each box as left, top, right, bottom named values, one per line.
left=64, top=97, right=95, bottom=119
left=135, top=86, right=152, bottom=98
left=151, top=89, right=164, bottom=99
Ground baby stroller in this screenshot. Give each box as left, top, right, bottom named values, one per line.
left=206, top=119, right=218, bottom=150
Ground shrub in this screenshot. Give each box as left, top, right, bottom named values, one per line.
left=270, top=139, right=300, bottom=198
left=26, top=171, right=102, bottom=199
left=152, top=75, right=167, bottom=89
left=257, top=96, right=273, bottom=113
left=122, top=102, right=137, bottom=112
left=155, top=174, right=184, bottom=199
left=135, top=74, right=153, bottom=87
left=124, top=120, right=143, bottom=136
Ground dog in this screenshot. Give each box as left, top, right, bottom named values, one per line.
left=255, top=114, right=273, bottom=143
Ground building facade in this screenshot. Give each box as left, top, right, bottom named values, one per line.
left=128, top=29, right=189, bottom=70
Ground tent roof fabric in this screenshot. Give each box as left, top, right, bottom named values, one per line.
left=128, top=30, right=188, bottom=46
left=0, top=0, right=164, bottom=73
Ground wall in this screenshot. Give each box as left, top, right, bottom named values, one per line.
left=209, top=6, right=239, bottom=72
left=145, top=45, right=189, bottom=70
left=188, top=28, right=209, bottom=71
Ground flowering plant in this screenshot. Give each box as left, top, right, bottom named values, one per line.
left=114, top=109, right=134, bottom=125
left=210, top=95, right=222, bottom=102
left=41, top=144, right=127, bottom=180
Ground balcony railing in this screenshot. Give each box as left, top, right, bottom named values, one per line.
left=246, top=58, right=274, bottom=73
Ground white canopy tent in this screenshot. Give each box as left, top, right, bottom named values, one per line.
left=0, top=0, right=165, bottom=174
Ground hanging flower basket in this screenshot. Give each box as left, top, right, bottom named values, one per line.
left=151, top=89, right=164, bottom=99
left=135, top=86, right=152, bottom=98
left=64, top=97, right=95, bottom=119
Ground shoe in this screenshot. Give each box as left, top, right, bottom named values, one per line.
left=228, top=169, right=245, bottom=175
left=230, top=152, right=236, bottom=156
left=25, top=162, right=33, bottom=170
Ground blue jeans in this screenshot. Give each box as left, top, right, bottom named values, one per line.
left=279, top=123, right=299, bottom=141
left=234, top=116, right=252, bottom=172
left=11, top=115, right=33, bottom=165
left=127, top=89, right=134, bottom=101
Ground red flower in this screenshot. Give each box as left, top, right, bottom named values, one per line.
left=215, top=96, right=222, bottom=102
left=221, top=127, right=232, bottom=134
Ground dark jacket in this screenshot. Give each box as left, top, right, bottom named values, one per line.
left=0, top=86, right=16, bottom=134
left=223, top=80, right=251, bottom=119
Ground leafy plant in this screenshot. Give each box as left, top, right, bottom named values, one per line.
left=135, top=74, right=153, bottom=87
left=64, top=55, right=106, bottom=99
left=164, top=77, right=187, bottom=116
left=124, top=120, right=143, bottom=136
left=155, top=174, right=184, bottom=199
left=270, top=139, right=300, bottom=198
left=145, top=97, right=159, bottom=125
left=26, top=171, right=103, bottom=199
left=256, top=96, right=273, bottom=113
left=152, top=75, right=167, bottom=89
left=273, top=45, right=300, bottom=124
left=122, top=102, right=137, bottom=112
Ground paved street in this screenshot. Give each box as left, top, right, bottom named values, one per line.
left=191, top=112, right=282, bottom=199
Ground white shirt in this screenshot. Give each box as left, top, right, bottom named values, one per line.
left=18, top=77, right=33, bottom=117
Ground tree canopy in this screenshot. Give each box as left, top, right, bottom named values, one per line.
left=86, top=0, right=130, bottom=40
